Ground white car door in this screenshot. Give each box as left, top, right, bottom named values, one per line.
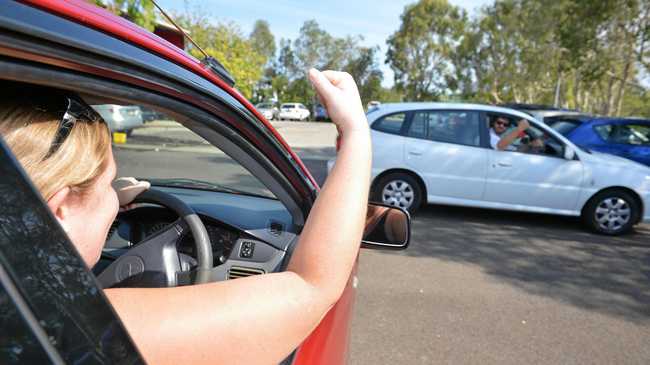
left=403, top=110, right=488, bottom=201
left=484, top=118, right=584, bottom=212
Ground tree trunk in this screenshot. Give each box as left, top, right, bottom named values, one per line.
left=491, top=75, right=501, bottom=104
left=604, top=76, right=616, bottom=116
left=573, top=75, right=581, bottom=110
left=554, top=72, right=562, bottom=107
left=614, top=58, right=633, bottom=116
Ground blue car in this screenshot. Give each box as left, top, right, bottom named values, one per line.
left=314, top=104, right=329, bottom=121
left=548, top=116, right=650, bottom=166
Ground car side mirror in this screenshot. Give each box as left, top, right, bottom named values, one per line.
left=564, top=146, right=576, bottom=160
left=362, top=203, right=411, bottom=250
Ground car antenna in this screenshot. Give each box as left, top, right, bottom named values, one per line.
left=149, top=0, right=236, bottom=87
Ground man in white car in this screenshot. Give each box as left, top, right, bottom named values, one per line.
left=490, top=116, right=544, bottom=153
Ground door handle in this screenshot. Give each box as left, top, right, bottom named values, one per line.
left=408, top=151, right=423, bottom=156
left=496, top=162, right=512, bottom=167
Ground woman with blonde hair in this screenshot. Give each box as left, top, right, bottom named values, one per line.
left=1, top=69, right=371, bottom=364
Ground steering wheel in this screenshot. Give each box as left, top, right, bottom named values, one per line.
left=97, top=189, right=213, bottom=288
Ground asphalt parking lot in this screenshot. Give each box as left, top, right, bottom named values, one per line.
left=120, top=120, right=650, bottom=364
left=350, top=205, right=650, bottom=365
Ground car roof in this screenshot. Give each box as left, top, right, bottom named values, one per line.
left=369, top=102, right=535, bottom=121
left=582, top=117, right=650, bottom=125
left=543, top=113, right=593, bottom=123
left=528, top=110, right=589, bottom=118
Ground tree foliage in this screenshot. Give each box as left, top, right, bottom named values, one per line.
left=176, top=14, right=265, bottom=99
left=386, top=0, right=650, bottom=117
left=386, top=0, right=468, bottom=101
left=96, top=0, right=156, bottom=31
left=90, top=0, right=650, bottom=118
left=250, top=20, right=276, bottom=63
left=264, top=20, right=385, bottom=108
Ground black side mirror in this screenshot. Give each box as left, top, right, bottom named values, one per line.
left=361, top=203, right=411, bottom=250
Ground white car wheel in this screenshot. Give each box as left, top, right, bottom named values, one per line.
left=583, top=189, right=639, bottom=235
left=373, top=173, right=423, bottom=212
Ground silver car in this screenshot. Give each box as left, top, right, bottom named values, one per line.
left=92, top=104, right=143, bottom=135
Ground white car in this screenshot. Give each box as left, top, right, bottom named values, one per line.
left=279, top=103, right=310, bottom=121
left=328, top=102, right=650, bottom=235
left=92, top=104, right=143, bottom=136
left=255, top=102, right=278, bottom=121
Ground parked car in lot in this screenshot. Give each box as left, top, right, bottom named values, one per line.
left=140, top=106, right=168, bottom=122
left=0, top=2, right=410, bottom=364
left=255, top=101, right=278, bottom=120
left=367, top=100, right=381, bottom=112
left=328, top=102, right=650, bottom=235
left=314, top=104, right=328, bottom=121
left=548, top=117, right=650, bottom=167
left=279, top=103, right=310, bottom=121
left=500, top=103, right=591, bottom=124
left=92, top=104, right=143, bottom=135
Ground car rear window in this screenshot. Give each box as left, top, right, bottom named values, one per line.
left=408, top=110, right=480, bottom=146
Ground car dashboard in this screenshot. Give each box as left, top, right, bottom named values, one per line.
left=100, top=186, right=298, bottom=284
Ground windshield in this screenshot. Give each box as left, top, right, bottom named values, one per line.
left=99, top=104, right=275, bottom=199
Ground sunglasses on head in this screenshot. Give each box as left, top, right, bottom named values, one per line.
left=42, top=94, right=103, bottom=160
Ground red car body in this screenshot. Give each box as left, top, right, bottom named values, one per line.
left=5, top=0, right=356, bottom=363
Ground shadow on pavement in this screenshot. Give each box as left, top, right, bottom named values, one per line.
left=383, top=204, right=650, bottom=323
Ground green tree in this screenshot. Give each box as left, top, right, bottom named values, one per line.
left=98, top=0, right=156, bottom=31
left=386, top=0, right=468, bottom=101
left=343, top=46, right=385, bottom=105
left=250, top=20, right=277, bottom=103
left=250, top=20, right=276, bottom=63
left=176, top=14, right=265, bottom=99
left=273, top=20, right=385, bottom=109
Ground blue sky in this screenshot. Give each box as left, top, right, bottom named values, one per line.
left=157, top=0, right=492, bottom=86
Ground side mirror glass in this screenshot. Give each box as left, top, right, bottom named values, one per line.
left=564, top=146, right=576, bottom=160
left=362, top=203, right=411, bottom=250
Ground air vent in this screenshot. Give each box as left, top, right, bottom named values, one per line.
left=228, top=266, right=265, bottom=280
left=268, top=221, right=284, bottom=236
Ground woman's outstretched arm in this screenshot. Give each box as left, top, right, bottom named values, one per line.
left=105, top=69, right=371, bottom=365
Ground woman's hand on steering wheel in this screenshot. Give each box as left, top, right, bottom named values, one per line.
left=113, top=177, right=150, bottom=211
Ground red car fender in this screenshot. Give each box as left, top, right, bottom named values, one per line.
left=293, top=259, right=358, bottom=365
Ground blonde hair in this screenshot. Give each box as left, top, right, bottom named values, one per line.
left=0, top=92, right=112, bottom=201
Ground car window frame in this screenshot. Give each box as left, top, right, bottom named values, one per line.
left=403, top=109, right=484, bottom=148
left=0, top=2, right=318, bottom=211
left=2, top=49, right=309, bottom=365
left=485, top=112, right=573, bottom=160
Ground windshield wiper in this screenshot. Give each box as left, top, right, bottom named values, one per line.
left=148, top=178, right=247, bottom=195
